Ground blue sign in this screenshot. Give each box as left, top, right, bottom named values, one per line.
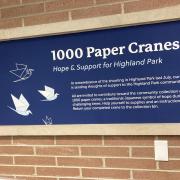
left=1, top=21, right=180, bottom=125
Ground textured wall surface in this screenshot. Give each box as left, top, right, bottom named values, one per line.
left=0, top=0, right=180, bottom=29
left=0, top=136, right=180, bottom=179
left=0, top=0, right=180, bottom=179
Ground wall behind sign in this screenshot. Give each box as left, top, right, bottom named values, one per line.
left=0, top=0, right=180, bottom=179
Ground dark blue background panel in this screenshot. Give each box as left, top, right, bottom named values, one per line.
left=1, top=21, right=180, bottom=125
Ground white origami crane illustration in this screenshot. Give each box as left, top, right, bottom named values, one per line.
left=10, top=63, right=34, bottom=82
left=8, top=94, right=32, bottom=116
left=42, top=115, right=53, bottom=125
left=38, top=85, right=59, bottom=101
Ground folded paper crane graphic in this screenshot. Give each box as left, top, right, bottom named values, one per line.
left=38, top=86, right=59, bottom=101
left=10, top=63, right=34, bottom=82
left=8, top=94, right=32, bottom=116
left=42, top=115, right=53, bottom=125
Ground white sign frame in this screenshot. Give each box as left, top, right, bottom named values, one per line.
left=0, top=5, right=180, bottom=135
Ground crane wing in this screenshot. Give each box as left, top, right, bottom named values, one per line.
left=16, top=63, right=27, bottom=70
left=19, top=94, right=30, bottom=107
left=11, top=94, right=29, bottom=111
left=10, top=69, right=25, bottom=78
left=45, top=86, right=55, bottom=95
left=38, top=90, right=51, bottom=99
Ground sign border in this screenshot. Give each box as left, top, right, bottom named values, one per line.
left=0, top=5, right=180, bottom=135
